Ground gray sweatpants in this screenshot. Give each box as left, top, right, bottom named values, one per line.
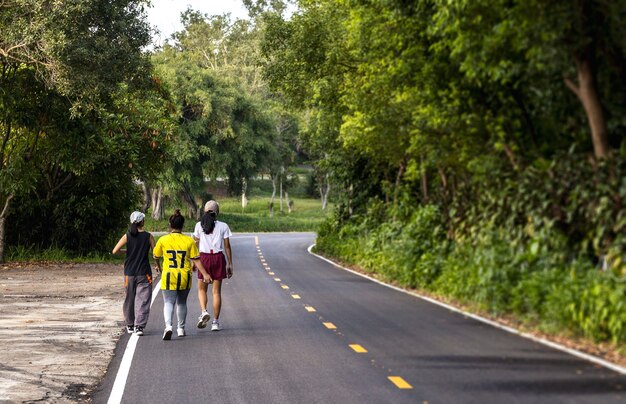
left=162, top=289, right=191, bottom=329
left=123, top=275, right=152, bottom=327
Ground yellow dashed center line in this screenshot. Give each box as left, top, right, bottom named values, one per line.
left=274, top=278, right=281, bottom=281
left=349, top=344, right=368, bottom=353
left=323, top=322, right=336, bottom=329
left=269, top=272, right=275, bottom=275
left=388, top=376, right=413, bottom=389
left=291, top=294, right=301, bottom=299
left=281, top=284, right=289, bottom=289
left=254, top=236, right=259, bottom=245
left=305, top=305, right=316, bottom=312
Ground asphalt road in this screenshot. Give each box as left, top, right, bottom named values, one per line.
left=93, top=232, right=626, bottom=403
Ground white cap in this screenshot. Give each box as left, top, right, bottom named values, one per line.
left=204, top=200, right=219, bottom=214
left=130, top=211, right=145, bottom=224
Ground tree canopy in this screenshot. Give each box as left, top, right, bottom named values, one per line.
left=0, top=0, right=167, bottom=260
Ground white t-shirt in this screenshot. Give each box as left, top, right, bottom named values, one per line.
left=193, top=220, right=232, bottom=253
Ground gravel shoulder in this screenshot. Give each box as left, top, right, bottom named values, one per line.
left=0, top=262, right=126, bottom=403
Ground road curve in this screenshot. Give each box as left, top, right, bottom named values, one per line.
left=92, top=232, right=626, bottom=403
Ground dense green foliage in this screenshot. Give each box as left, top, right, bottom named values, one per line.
left=1, top=4, right=308, bottom=259
left=146, top=11, right=303, bottom=219
left=260, top=0, right=626, bottom=343
left=1, top=1, right=170, bottom=258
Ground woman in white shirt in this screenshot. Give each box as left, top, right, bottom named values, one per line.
left=194, top=200, right=233, bottom=331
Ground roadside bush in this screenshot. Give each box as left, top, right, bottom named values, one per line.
left=317, top=203, right=448, bottom=288
left=7, top=162, right=139, bottom=254
left=316, top=177, right=626, bottom=343
left=543, top=269, right=626, bottom=343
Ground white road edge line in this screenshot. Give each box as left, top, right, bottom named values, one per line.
left=307, top=244, right=626, bottom=376
left=107, top=278, right=161, bottom=404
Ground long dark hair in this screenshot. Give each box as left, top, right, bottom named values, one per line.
left=169, top=209, right=185, bottom=231
left=201, top=211, right=217, bottom=234
left=129, top=220, right=144, bottom=237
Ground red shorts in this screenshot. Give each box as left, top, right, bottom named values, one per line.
left=198, top=252, right=227, bottom=281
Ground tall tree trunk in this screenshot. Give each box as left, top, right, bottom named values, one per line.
left=270, top=173, right=277, bottom=204
left=438, top=168, right=449, bottom=203
left=0, top=193, right=14, bottom=263
left=348, top=183, right=354, bottom=215
left=181, top=187, right=198, bottom=219
left=565, top=55, right=610, bottom=159
left=320, top=174, right=331, bottom=210
left=241, top=178, right=248, bottom=209
left=194, top=195, right=203, bottom=218
left=141, top=182, right=151, bottom=213
left=286, top=191, right=291, bottom=213
left=151, top=186, right=164, bottom=220
left=150, top=188, right=158, bottom=213
left=393, top=158, right=407, bottom=207
left=279, top=177, right=283, bottom=212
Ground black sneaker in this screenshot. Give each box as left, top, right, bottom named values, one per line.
left=126, top=325, right=134, bottom=334
left=134, top=326, right=144, bottom=336
left=162, top=327, right=172, bottom=340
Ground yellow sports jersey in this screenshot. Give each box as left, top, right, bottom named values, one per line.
left=153, top=232, right=200, bottom=290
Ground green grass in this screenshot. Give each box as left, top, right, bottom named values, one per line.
left=5, top=182, right=328, bottom=262
left=144, top=196, right=331, bottom=233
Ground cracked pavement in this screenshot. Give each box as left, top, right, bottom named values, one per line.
left=0, top=263, right=125, bottom=403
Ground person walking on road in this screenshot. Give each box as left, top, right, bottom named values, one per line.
left=193, top=200, right=233, bottom=331
left=153, top=209, right=212, bottom=340
left=112, top=211, right=155, bottom=336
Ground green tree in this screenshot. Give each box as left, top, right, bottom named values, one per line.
left=151, top=10, right=288, bottom=215
left=0, top=0, right=154, bottom=261
left=429, top=0, right=626, bottom=159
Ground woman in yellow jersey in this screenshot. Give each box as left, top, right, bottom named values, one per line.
left=153, top=210, right=212, bottom=340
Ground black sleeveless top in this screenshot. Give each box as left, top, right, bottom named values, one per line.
left=124, top=231, right=152, bottom=276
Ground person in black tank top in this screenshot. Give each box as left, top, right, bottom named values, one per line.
left=113, top=211, right=156, bottom=336
left=124, top=231, right=152, bottom=276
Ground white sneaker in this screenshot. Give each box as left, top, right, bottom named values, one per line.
left=197, top=312, right=210, bottom=329
left=177, top=327, right=186, bottom=337
left=134, top=326, right=144, bottom=336
left=211, top=320, right=220, bottom=331
left=162, top=326, right=172, bottom=340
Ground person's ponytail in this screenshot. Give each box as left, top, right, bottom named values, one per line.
left=201, top=211, right=217, bottom=234
left=169, top=209, right=185, bottom=230
left=129, top=219, right=144, bottom=237
left=129, top=222, right=139, bottom=237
